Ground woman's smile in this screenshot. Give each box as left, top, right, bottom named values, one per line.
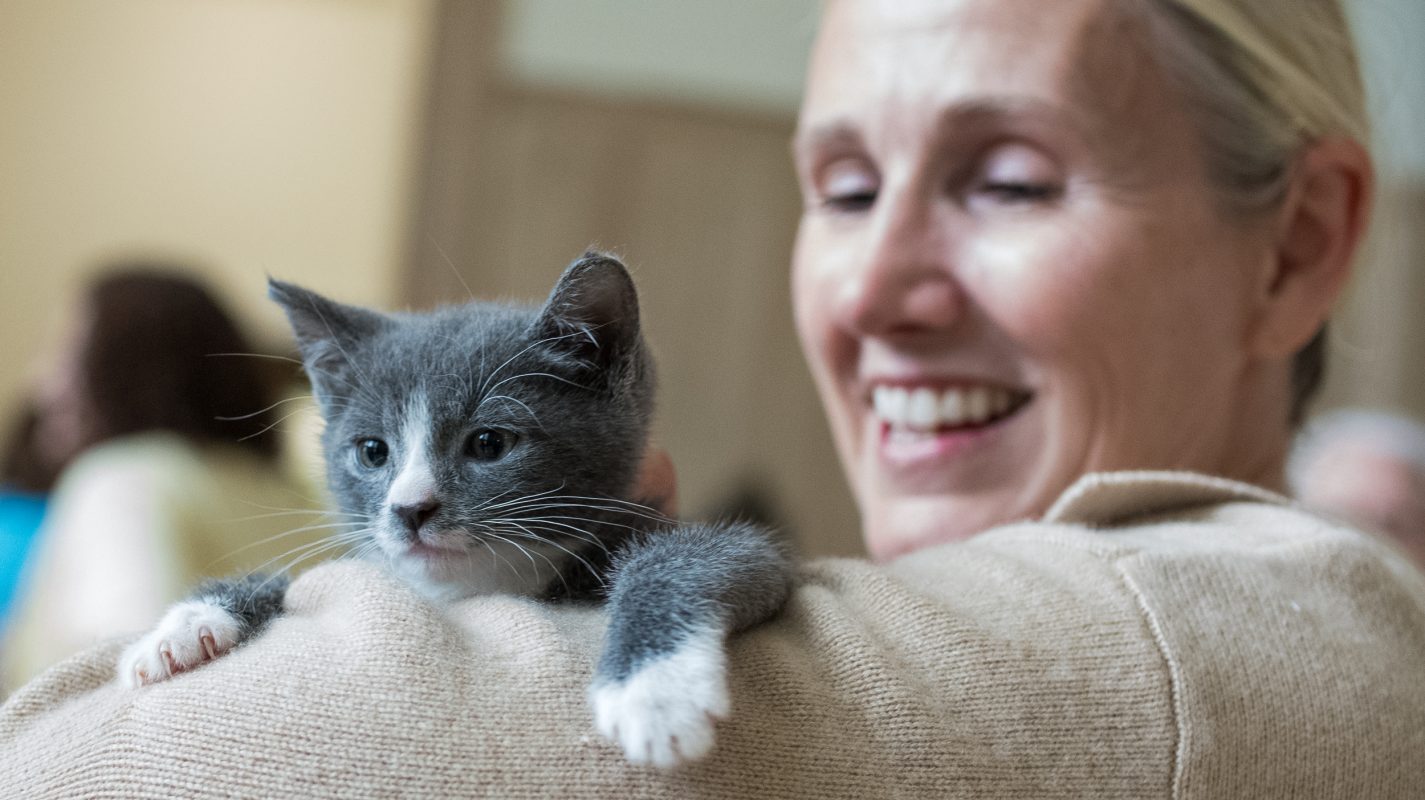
left=868, top=379, right=1031, bottom=458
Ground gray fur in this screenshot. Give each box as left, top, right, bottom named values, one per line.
left=176, top=251, right=790, bottom=691
left=195, top=574, right=289, bottom=637
left=598, top=521, right=791, bottom=681
left=271, top=253, right=655, bottom=558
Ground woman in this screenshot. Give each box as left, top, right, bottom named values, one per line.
left=792, top=0, right=1371, bottom=559
left=1, top=1, right=1420, bottom=796
left=2, top=269, right=326, bottom=686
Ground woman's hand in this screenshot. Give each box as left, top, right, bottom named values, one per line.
left=632, top=446, right=678, bottom=517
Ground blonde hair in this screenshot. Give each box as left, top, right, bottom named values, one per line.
left=1129, top=0, right=1370, bottom=419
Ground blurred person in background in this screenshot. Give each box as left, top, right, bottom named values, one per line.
left=1, top=266, right=327, bottom=690
left=0, top=406, right=51, bottom=630
left=1291, top=408, right=1425, bottom=568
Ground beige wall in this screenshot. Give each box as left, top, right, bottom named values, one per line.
left=1348, top=0, right=1425, bottom=182
left=1321, top=182, right=1425, bottom=420
left=0, top=0, right=436, bottom=422
left=1320, top=0, right=1425, bottom=420
left=501, top=0, right=817, bottom=114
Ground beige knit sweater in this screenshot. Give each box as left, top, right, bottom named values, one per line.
left=1, top=471, right=1422, bottom=798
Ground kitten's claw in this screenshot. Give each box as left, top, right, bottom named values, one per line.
left=118, top=600, right=243, bottom=688
left=590, top=633, right=730, bottom=768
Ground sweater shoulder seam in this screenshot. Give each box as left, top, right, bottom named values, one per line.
left=1115, top=560, right=1186, bottom=800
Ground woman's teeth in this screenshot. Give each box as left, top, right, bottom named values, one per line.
left=872, top=385, right=1026, bottom=431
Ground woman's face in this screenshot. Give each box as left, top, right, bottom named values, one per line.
left=793, top=0, right=1285, bottom=559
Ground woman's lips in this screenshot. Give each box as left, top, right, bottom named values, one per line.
left=869, top=383, right=1033, bottom=470
left=872, top=384, right=1030, bottom=429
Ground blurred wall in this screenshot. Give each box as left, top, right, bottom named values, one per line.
left=1322, top=1, right=1425, bottom=422
left=502, top=0, right=815, bottom=113
left=1348, top=0, right=1425, bottom=181
left=0, top=0, right=436, bottom=420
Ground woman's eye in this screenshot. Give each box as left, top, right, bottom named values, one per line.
left=467, top=429, right=516, bottom=462
left=355, top=438, right=388, bottom=469
left=823, top=188, right=879, bottom=212
left=968, top=142, right=1063, bottom=208
left=977, top=182, right=1059, bottom=202
left=816, top=158, right=879, bottom=213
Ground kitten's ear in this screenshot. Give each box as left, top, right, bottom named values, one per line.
left=533, top=251, right=642, bottom=366
left=267, top=278, right=387, bottom=405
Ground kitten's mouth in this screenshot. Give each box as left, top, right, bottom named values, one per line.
left=399, top=536, right=465, bottom=561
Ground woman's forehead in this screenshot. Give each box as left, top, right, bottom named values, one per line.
left=800, top=0, right=1161, bottom=149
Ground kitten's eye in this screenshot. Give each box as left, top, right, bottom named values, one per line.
left=356, top=438, right=389, bottom=469
left=467, top=429, right=515, bottom=462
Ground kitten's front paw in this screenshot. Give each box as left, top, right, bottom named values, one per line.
left=590, top=633, right=730, bottom=768
left=117, top=600, right=243, bottom=688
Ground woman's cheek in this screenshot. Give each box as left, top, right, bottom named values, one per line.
left=961, top=228, right=1116, bottom=353
left=794, top=224, right=862, bottom=363
left=790, top=228, right=830, bottom=355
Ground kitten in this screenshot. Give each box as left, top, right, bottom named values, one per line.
left=116, top=252, right=792, bottom=768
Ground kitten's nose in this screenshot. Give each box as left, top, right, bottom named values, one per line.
left=392, top=498, right=440, bottom=534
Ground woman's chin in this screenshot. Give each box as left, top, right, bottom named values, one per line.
left=857, top=398, right=1047, bottom=559
left=864, top=495, right=1011, bottom=561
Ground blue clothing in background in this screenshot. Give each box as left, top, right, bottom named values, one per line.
left=0, top=491, right=46, bottom=626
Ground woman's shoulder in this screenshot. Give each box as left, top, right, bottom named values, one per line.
left=53, top=433, right=207, bottom=490
left=951, top=470, right=1425, bottom=795
left=963, top=469, right=1384, bottom=556
left=53, top=433, right=298, bottom=501
left=3, top=474, right=1422, bottom=797
left=43, top=433, right=314, bottom=556
left=910, top=469, right=1424, bottom=632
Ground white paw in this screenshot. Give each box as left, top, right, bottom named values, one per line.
left=590, top=631, right=730, bottom=768
left=117, top=600, right=243, bottom=688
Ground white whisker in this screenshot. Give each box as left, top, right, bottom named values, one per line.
left=482, top=516, right=611, bottom=553
left=482, top=530, right=563, bottom=591
left=475, top=394, right=545, bottom=430
left=211, top=521, right=371, bottom=567
left=241, top=529, right=370, bottom=581
left=429, top=235, right=477, bottom=303
left=477, top=328, right=596, bottom=398
left=471, top=530, right=526, bottom=583
left=487, top=521, right=604, bottom=586
left=482, top=371, right=594, bottom=397
left=236, top=406, right=317, bottom=442
left=215, top=395, right=320, bottom=422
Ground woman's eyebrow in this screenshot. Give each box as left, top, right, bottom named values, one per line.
left=793, top=96, right=1082, bottom=165
left=931, top=96, right=1079, bottom=134
left=791, top=122, right=864, bottom=170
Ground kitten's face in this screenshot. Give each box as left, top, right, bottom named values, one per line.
left=271, top=254, right=653, bottom=598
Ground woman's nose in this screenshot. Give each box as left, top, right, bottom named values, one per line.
left=832, top=192, right=962, bottom=339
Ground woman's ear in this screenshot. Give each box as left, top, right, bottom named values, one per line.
left=1248, top=137, right=1374, bottom=358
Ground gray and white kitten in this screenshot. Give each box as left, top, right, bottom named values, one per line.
left=116, top=252, right=792, bottom=768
